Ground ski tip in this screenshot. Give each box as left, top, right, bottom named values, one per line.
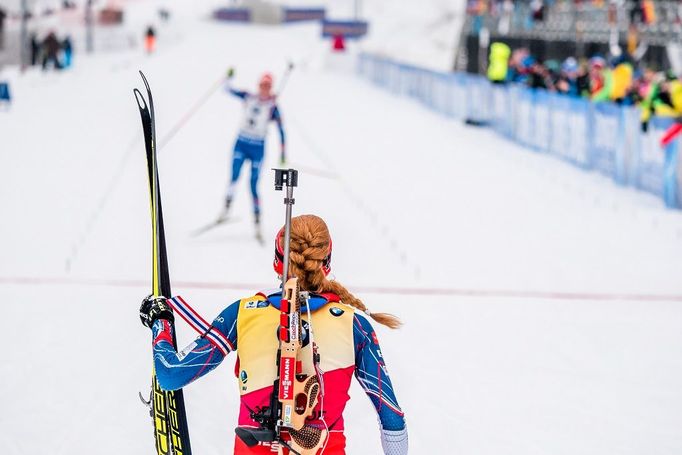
left=138, top=71, right=152, bottom=93
left=133, top=88, right=147, bottom=110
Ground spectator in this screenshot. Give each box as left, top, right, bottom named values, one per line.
left=145, top=26, right=156, bottom=54
left=42, top=31, right=62, bottom=71
left=487, top=42, right=511, bottom=84
left=0, top=8, right=6, bottom=50
left=556, top=57, right=581, bottom=96
left=588, top=55, right=608, bottom=100
left=507, top=48, right=531, bottom=83
left=62, top=36, right=73, bottom=68
left=30, top=34, right=40, bottom=66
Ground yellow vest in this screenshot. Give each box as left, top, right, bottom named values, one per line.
left=235, top=293, right=355, bottom=396
left=487, top=42, right=510, bottom=82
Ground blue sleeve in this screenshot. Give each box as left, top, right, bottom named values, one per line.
left=353, top=314, right=406, bottom=432
left=152, top=301, right=240, bottom=391
left=224, top=82, right=247, bottom=100
left=271, top=105, right=285, bottom=146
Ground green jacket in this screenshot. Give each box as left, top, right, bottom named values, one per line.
left=487, top=42, right=510, bottom=82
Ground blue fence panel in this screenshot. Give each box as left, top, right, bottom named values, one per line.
left=635, top=120, right=666, bottom=197
left=590, top=102, right=625, bottom=182
left=622, top=106, right=641, bottom=186
left=416, top=70, right=432, bottom=108
left=670, top=140, right=682, bottom=209
left=532, top=90, right=552, bottom=153
left=663, top=141, right=680, bottom=208
left=566, top=97, right=591, bottom=168
left=514, top=88, right=534, bottom=147
left=466, top=75, right=491, bottom=123
left=548, top=93, right=571, bottom=160
left=0, top=82, right=10, bottom=102
left=355, top=53, right=681, bottom=209
left=449, top=74, right=468, bottom=120
left=490, top=84, right=512, bottom=137
left=431, top=73, right=452, bottom=116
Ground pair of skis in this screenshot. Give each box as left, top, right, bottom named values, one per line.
left=134, top=72, right=192, bottom=455
left=191, top=214, right=264, bottom=245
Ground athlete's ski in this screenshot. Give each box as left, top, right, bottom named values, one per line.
left=134, top=71, right=193, bottom=455
left=190, top=212, right=237, bottom=237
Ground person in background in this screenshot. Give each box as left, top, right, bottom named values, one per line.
left=652, top=71, right=682, bottom=118
left=30, top=33, right=41, bottom=66
left=556, top=57, right=580, bottom=97
left=42, top=31, right=62, bottom=71
left=222, top=69, right=286, bottom=239
left=0, top=8, right=6, bottom=50
left=588, top=55, right=608, bottom=100
left=62, top=36, right=73, bottom=68
left=527, top=58, right=555, bottom=90
left=508, top=48, right=531, bottom=83
left=608, top=55, right=634, bottom=104
left=487, top=42, right=511, bottom=84
left=639, top=69, right=664, bottom=131
left=145, top=26, right=156, bottom=54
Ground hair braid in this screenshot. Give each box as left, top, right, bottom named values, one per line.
left=282, top=215, right=402, bottom=329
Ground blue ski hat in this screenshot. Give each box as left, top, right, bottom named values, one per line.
left=562, top=57, right=578, bottom=73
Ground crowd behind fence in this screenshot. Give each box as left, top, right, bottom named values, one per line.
left=357, top=53, right=682, bottom=210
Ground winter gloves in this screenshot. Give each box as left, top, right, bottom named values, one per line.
left=139, top=295, right=174, bottom=328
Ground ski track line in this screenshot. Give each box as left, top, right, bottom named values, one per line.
left=1, top=276, right=681, bottom=302
left=63, top=75, right=224, bottom=273
left=287, top=112, right=422, bottom=279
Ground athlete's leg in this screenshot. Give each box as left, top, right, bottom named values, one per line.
left=249, top=146, right=265, bottom=222
left=226, top=143, right=247, bottom=209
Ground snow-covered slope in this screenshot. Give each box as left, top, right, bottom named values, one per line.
left=2, top=2, right=682, bottom=455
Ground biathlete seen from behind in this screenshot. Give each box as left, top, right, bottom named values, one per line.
left=139, top=215, right=408, bottom=454
left=222, top=68, right=286, bottom=240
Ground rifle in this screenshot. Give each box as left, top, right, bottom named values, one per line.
left=235, top=169, right=327, bottom=455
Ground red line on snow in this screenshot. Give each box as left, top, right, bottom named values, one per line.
left=0, top=276, right=681, bottom=302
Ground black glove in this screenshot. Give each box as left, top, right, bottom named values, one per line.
left=139, top=295, right=174, bottom=328
left=226, top=67, right=235, bottom=79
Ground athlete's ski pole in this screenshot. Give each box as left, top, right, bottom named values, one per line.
left=661, top=120, right=682, bottom=147
left=276, top=60, right=295, bottom=97
left=274, top=168, right=298, bottom=285
left=158, top=74, right=225, bottom=150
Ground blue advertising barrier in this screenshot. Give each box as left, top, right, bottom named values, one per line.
left=356, top=53, right=682, bottom=209
left=590, top=102, right=626, bottom=183
left=283, top=8, right=325, bottom=23
left=490, top=84, right=512, bottom=137
left=0, top=82, right=10, bottom=103
left=322, top=20, right=368, bottom=39
left=213, top=8, right=250, bottom=22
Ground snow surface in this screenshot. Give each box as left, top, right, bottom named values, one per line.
left=2, top=3, right=682, bottom=455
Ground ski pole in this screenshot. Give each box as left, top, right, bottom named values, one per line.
left=158, top=74, right=225, bottom=150
left=276, top=60, right=295, bottom=97
left=661, top=121, right=682, bottom=147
